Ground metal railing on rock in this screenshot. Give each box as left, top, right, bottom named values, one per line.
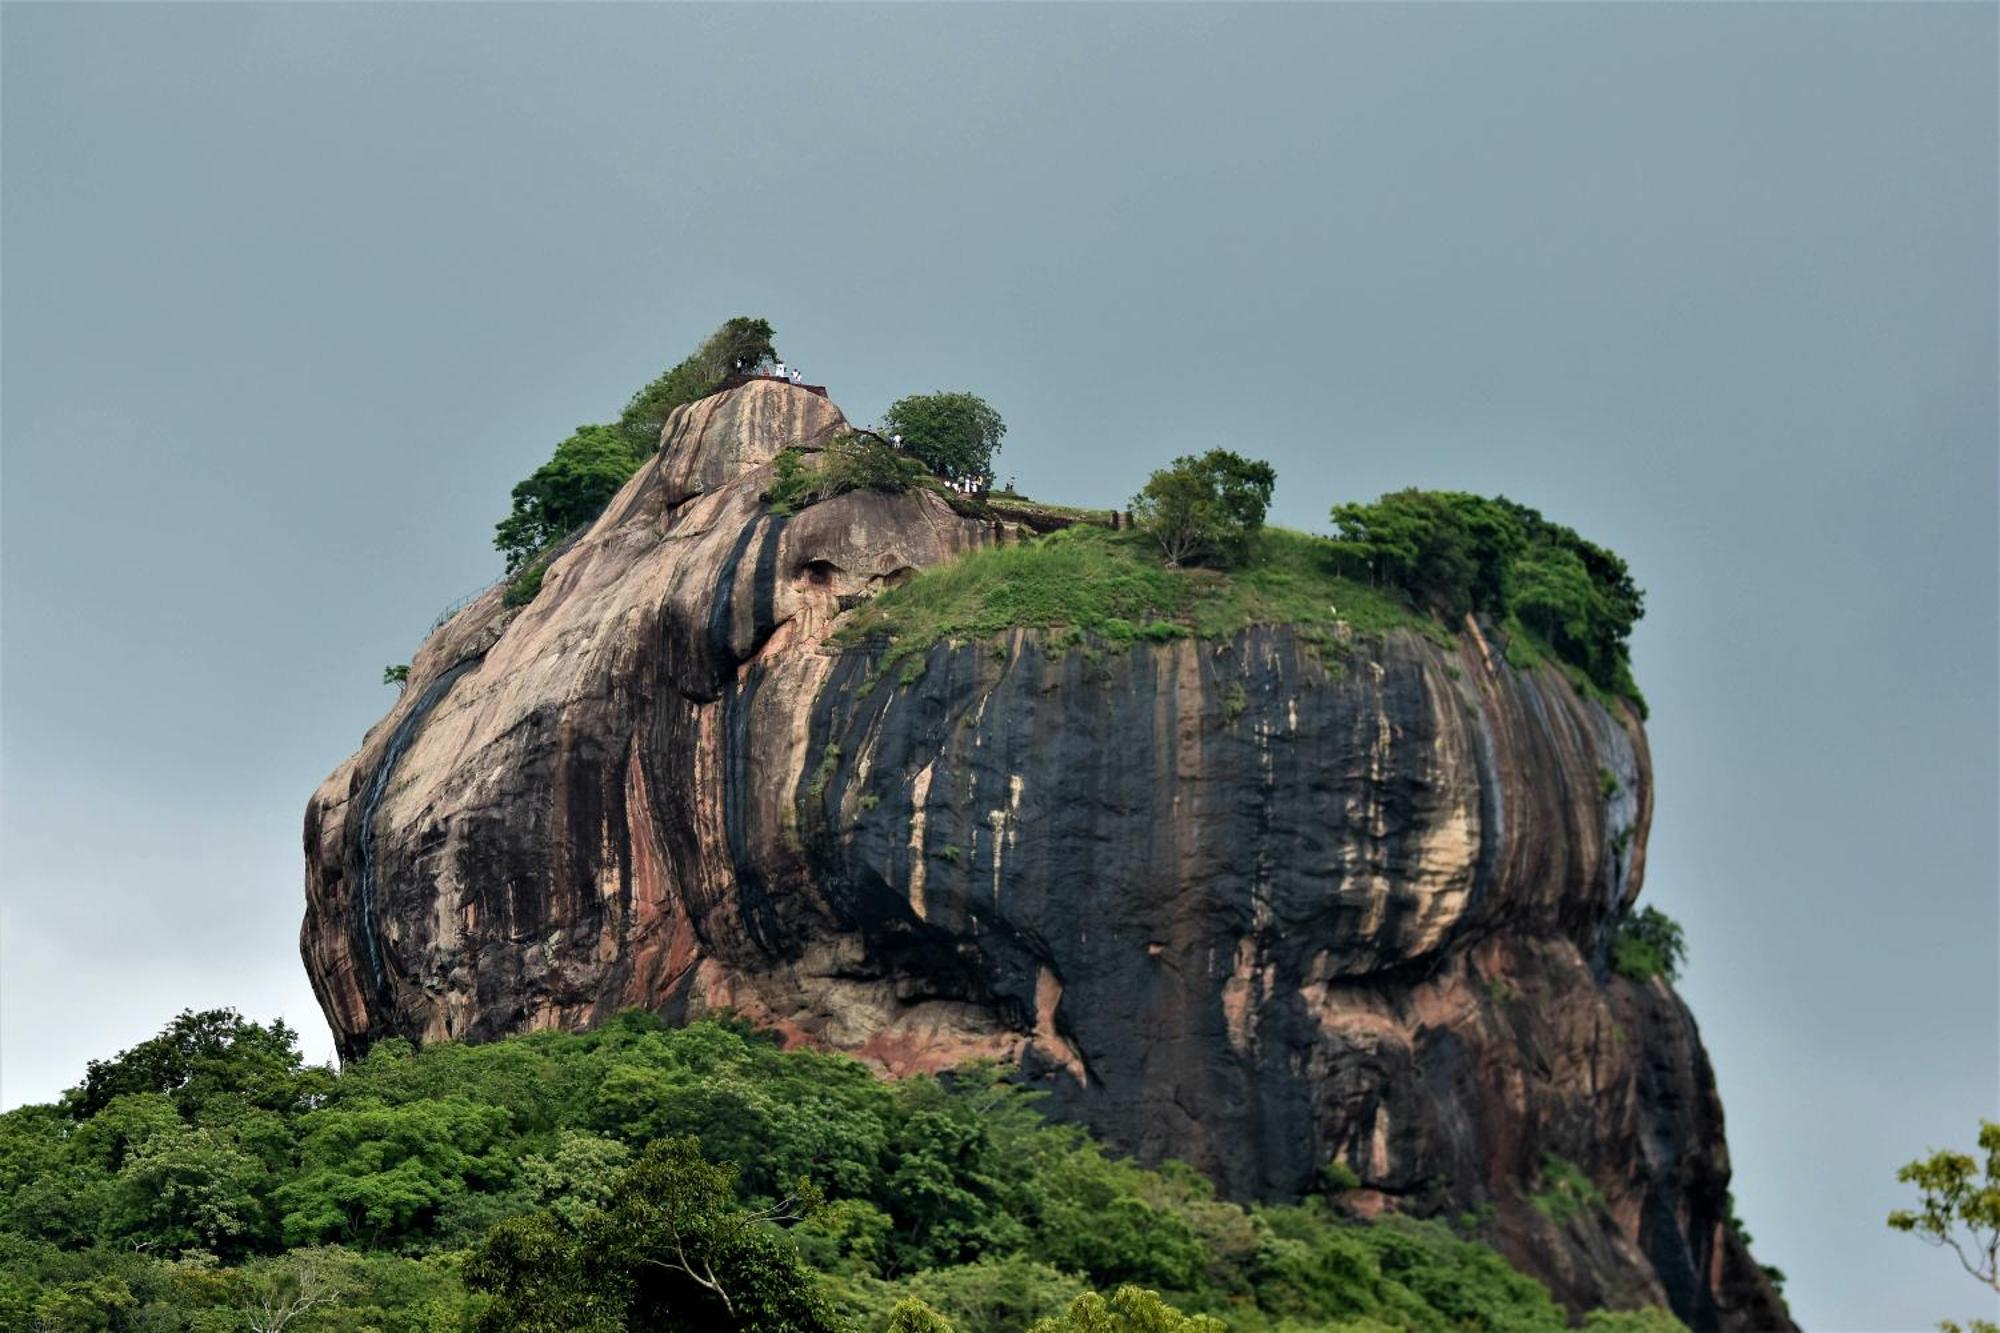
left=425, top=525, right=591, bottom=637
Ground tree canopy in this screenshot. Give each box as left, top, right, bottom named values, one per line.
left=1329, top=490, right=1644, bottom=699
left=881, top=393, right=1005, bottom=482
left=493, top=424, right=645, bottom=574
left=467, top=1137, right=837, bottom=1332
left=1128, top=450, right=1276, bottom=568
left=1889, top=1118, right=2000, bottom=1332
left=70, top=1008, right=323, bottom=1122
left=0, top=1007, right=1687, bottom=1332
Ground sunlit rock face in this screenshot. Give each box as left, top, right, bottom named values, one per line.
left=302, top=379, right=1790, bottom=1330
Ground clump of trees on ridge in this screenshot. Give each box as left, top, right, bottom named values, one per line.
left=1111, top=456, right=1643, bottom=707
left=488, top=325, right=1020, bottom=609
left=494, top=423, right=646, bottom=576
left=1327, top=490, right=1644, bottom=699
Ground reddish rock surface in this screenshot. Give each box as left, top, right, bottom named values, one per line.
left=303, top=380, right=1791, bottom=1329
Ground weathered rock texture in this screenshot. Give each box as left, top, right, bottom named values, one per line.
left=303, top=380, right=1790, bottom=1330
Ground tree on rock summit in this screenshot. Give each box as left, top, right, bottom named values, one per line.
left=1130, top=449, right=1276, bottom=567
left=881, top=392, right=1006, bottom=481
left=617, top=316, right=778, bottom=452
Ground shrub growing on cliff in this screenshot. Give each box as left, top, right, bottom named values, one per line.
left=493, top=318, right=778, bottom=577
left=1130, top=450, right=1277, bottom=568
left=1723, top=1192, right=1788, bottom=1298
left=1530, top=1154, right=1605, bottom=1225
left=503, top=544, right=561, bottom=606
left=765, top=435, right=933, bottom=515
left=882, top=392, right=1006, bottom=482
left=494, top=424, right=644, bottom=573
left=1610, top=906, right=1687, bottom=983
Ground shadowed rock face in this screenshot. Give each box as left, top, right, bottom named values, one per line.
left=302, top=380, right=1790, bottom=1330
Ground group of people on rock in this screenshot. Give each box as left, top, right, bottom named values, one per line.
left=851, top=426, right=997, bottom=496
left=740, top=357, right=806, bottom=387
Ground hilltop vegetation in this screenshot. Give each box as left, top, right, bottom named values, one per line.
left=0, top=1010, right=1685, bottom=1332
left=801, top=440, right=1645, bottom=711
left=835, top=510, right=1642, bottom=715
left=477, top=327, right=1645, bottom=715
left=836, top=524, right=1429, bottom=664
left=1326, top=491, right=1644, bottom=704
left=493, top=318, right=778, bottom=577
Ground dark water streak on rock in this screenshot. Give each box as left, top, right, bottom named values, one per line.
left=351, top=656, right=479, bottom=999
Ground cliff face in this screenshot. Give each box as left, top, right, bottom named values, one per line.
left=303, top=380, right=1789, bottom=1330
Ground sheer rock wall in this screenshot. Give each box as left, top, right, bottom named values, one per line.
left=302, top=380, right=1789, bottom=1329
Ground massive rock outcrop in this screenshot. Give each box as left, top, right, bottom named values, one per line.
left=303, top=380, right=1790, bottom=1329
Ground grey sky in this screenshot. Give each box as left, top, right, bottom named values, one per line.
left=2, top=4, right=1992, bottom=1326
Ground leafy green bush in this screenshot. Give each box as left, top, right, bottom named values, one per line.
left=766, top=436, right=935, bottom=515
left=494, top=424, right=643, bottom=574
left=1029, top=1286, right=1227, bottom=1332
left=1610, top=906, right=1688, bottom=983
left=465, top=1136, right=839, bottom=1332
left=1529, top=1154, right=1605, bottom=1226
left=826, top=1255, right=1086, bottom=1333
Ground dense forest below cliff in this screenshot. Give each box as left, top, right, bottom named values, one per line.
left=0, top=1010, right=1689, bottom=1332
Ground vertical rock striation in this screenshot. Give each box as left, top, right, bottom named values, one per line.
left=302, top=379, right=1789, bottom=1329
